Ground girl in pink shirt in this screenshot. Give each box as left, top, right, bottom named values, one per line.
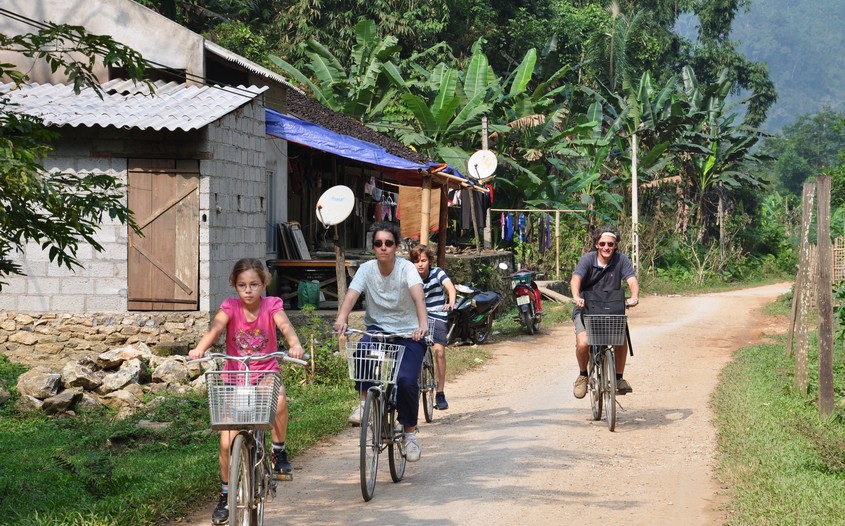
left=189, top=258, right=304, bottom=525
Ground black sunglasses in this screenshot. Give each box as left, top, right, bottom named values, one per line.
left=373, top=239, right=395, bottom=248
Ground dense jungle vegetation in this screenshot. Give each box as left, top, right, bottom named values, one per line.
left=139, top=1, right=843, bottom=285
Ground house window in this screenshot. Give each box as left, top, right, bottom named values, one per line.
left=266, top=169, right=277, bottom=251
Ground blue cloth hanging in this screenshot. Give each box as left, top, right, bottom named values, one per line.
left=518, top=213, right=527, bottom=242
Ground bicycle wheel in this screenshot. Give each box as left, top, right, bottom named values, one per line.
left=228, top=433, right=253, bottom=526
left=420, top=348, right=435, bottom=423
left=360, top=389, right=381, bottom=501
left=253, top=435, right=275, bottom=526
left=587, top=348, right=602, bottom=421
left=388, top=395, right=406, bottom=482
left=602, top=347, right=617, bottom=431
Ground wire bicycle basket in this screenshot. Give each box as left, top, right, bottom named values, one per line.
left=584, top=315, right=628, bottom=346
left=205, top=370, right=281, bottom=430
left=345, top=339, right=405, bottom=385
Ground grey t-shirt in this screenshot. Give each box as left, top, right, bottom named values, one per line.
left=349, top=256, right=423, bottom=333
left=571, top=251, right=636, bottom=319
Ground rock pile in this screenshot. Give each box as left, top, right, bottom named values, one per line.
left=11, top=342, right=210, bottom=419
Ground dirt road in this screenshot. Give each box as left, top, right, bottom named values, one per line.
left=176, top=283, right=790, bottom=525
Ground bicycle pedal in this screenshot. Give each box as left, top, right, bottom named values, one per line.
left=272, top=472, right=293, bottom=482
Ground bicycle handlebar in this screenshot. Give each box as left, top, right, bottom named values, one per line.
left=188, top=351, right=309, bottom=367
left=343, top=326, right=435, bottom=345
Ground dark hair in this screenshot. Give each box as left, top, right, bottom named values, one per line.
left=408, top=244, right=435, bottom=263
left=371, top=221, right=400, bottom=244
left=590, top=225, right=621, bottom=251
left=229, top=258, right=271, bottom=287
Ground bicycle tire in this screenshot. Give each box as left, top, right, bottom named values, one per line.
left=588, top=347, right=602, bottom=421
left=420, top=348, right=435, bottom=423
left=360, top=390, right=381, bottom=501
left=387, top=394, right=406, bottom=482
left=228, top=433, right=253, bottom=526
left=254, top=434, right=275, bottom=526
left=603, top=347, right=617, bottom=431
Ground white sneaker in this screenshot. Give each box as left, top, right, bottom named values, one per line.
left=348, top=404, right=363, bottom=426
left=403, top=432, right=421, bottom=462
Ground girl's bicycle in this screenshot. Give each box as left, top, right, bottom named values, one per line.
left=344, top=327, right=411, bottom=502
left=583, top=314, right=627, bottom=431
left=191, top=351, right=306, bottom=526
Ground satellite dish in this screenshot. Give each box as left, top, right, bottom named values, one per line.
left=316, top=185, right=355, bottom=227
left=467, top=149, right=497, bottom=180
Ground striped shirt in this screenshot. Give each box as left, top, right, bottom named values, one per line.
left=422, top=266, right=452, bottom=321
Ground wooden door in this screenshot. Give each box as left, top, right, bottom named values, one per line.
left=127, top=159, right=199, bottom=311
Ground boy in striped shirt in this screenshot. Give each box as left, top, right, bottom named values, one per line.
left=409, top=245, right=457, bottom=409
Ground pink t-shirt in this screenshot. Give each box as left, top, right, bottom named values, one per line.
left=220, top=296, right=284, bottom=374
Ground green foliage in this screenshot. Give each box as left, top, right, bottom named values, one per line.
left=0, top=24, right=150, bottom=289
left=206, top=20, right=270, bottom=65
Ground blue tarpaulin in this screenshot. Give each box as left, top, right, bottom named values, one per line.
left=266, top=108, right=424, bottom=171
left=264, top=108, right=476, bottom=188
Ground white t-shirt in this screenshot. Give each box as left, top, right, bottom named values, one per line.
left=348, top=256, right=423, bottom=333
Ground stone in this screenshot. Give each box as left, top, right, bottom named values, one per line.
left=121, top=358, right=149, bottom=383
left=152, top=357, right=188, bottom=384
left=98, top=342, right=153, bottom=369
left=99, top=369, right=136, bottom=394
left=9, top=331, right=39, bottom=345
left=62, top=361, right=103, bottom=391
left=17, top=394, right=43, bottom=412
left=17, top=367, right=62, bottom=399
left=42, top=388, right=83, bottom=415
left=100, top=389, right=141, bottom=411
left=0, top=386, right=10, bottom=405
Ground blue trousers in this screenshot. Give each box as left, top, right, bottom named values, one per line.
left=355, top=330, right=425, bottom=428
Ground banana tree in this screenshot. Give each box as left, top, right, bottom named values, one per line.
left=269, top=19, right=404, bottom=122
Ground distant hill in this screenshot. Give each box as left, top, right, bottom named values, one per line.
left=732, top=0, right=845, bottom=133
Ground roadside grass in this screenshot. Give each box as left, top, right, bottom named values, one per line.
left=713, top=291, right=845, bottom=525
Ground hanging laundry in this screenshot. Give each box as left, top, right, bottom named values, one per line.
left=538, top=215, right=546, bottom=254
left=546, top=214, right=552, bottom=249
left=518, top=213, right=527, bottom=242
left=502, top=212, right=514, bottom=241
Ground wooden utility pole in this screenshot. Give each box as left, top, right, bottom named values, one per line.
left=482, top=116, right=492, bottom=249
left=791, top=182, right=816, bottom=394
left=631, top=132, right=639, bottom=271
left=817, top=176, right=834, bottom=415
left=334, top=224, right=347, bottom=312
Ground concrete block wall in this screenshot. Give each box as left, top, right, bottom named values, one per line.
left=201, top=99, right=268, bottom=312
left=1, top=154, right=131, bottom=313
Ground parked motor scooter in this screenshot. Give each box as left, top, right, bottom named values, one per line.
left=509, top=268, right=543, bottom=335
left=445, top=283, right=503, bottom=345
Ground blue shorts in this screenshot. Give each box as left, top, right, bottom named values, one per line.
left=429, top=318, right=447, bottom=346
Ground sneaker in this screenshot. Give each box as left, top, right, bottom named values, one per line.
left=573, top=375, right=588, bottom=399
left=617, top=378, right=633, bottom=395
left=211, top=492, right=228, bottom=525
left=435, top=392, right=449, bottom=410
left=273, top=448, right=292, bottom=477
left=403, top=432, right=421, bottom=462
left=348, top=403, right=363, bottom=426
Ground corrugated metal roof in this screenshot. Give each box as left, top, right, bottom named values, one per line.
left=0, top=80, right=268, bottom=131
left=204, top=41, right=302, bottom=93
